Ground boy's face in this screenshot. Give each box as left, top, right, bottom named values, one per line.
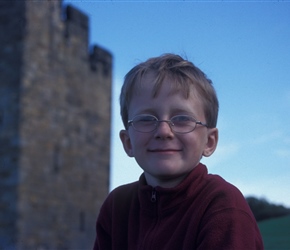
left=120, top=73, right=218, bottom=188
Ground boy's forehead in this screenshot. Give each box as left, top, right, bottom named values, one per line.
left=128, top=81, right=205, bottom=119
left=130, top=72, right=205, bottom=110
left=134, top=73, right=196, bottom=98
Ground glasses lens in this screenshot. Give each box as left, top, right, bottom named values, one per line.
left=133, top=115, right=157, bottom=132
left=171, top=115, right=196, bottom=133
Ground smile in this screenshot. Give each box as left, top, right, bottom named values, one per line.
left=148, top=149, right=181, bottom=153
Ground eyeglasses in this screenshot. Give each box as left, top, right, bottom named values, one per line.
left=128, top=114, right=208, bottom=134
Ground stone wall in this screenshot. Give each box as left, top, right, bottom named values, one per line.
left=0, top=1, right=112, bottom=249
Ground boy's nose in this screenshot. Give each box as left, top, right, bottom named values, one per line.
left=154, top=121, right=174, bottom=139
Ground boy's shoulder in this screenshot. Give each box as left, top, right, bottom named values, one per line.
left=186, top=163, right=243, bottom=199
left=205, top=172, right=242, bottom=196
left=199, top=171, right=252, bottom=213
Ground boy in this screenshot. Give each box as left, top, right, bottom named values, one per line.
left=94, top=54, right=263, bottom=249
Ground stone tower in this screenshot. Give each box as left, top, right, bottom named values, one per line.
left=0, top=1, right=112, bottom=249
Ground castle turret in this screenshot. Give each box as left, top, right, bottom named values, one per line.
left=0, top=1, right=112, bottom=249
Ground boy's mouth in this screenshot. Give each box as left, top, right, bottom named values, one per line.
left=148, top=149, right=181, bottom=153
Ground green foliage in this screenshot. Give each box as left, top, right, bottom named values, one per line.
left=258, top=215, right=290, bottom=250
left=246, top=196, right=290, bottom=222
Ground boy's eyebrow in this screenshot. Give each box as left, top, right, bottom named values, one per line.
left=170, top=108, right=198, bottom=118
left=132, top=108, right=156, bottom=117
left=132, top=107, right=199, bottom=119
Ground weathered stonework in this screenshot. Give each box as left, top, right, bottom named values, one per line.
left=0, top=1, right=112, bottom=249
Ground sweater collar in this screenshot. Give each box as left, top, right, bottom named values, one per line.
left=138, top=163, right=208, bottom=213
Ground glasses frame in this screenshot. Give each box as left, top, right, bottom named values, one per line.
left=128, top=114, right=208, bottom=134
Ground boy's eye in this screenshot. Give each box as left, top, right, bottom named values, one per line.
left=134, top=115, right=157, bottom=123
left=171, top=115, right=193, bottom=123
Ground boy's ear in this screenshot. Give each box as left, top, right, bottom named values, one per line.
left=203, top=128, right=218, bottom=157
left=119, top=129, right=134, bottom=157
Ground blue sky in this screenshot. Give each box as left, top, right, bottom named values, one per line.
left=65, top=1, right=290, bottom=207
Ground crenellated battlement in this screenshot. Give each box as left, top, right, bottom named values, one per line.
left=66, top=5, right=88, bottom=30
left=64, top=5, right=113, bottom=74
left=90, top=45, right=113, bottom=76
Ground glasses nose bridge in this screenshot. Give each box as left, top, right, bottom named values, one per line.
left=156, top=119, right=174, bottom=130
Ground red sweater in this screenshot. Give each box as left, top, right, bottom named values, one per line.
left=94, top=163, right=263, bottom=250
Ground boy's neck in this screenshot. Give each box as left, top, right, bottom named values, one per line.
left=144, top=171, right=190, bottom=188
